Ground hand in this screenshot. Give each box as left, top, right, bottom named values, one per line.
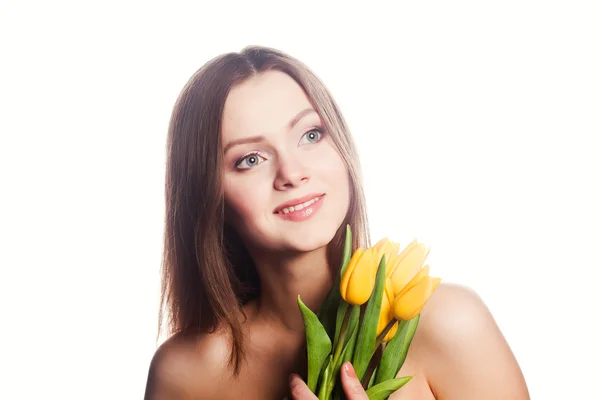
left=287, top=362, right=368, bottom=400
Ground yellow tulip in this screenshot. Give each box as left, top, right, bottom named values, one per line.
left=341, top=238, right=440, bottom=339
left=387, top=240, right=430, bottom=297
left=378, top=240, right=441, bottom=328
left=373, top=238, right=400, bottom=276
left=392, top=275, right=441, bottom=321
left=340, top=247, right=379, bottom=306
left=374, top=239, right=428, bottom=341
left=397, top=264, right=431, bottom=298
left=376, top=278, right=399, bottom=342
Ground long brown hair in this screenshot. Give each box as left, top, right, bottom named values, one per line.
left=158, top=45, right=370, bottom=375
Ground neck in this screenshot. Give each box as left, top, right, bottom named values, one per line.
left=253, top=246, right=336, bottom=334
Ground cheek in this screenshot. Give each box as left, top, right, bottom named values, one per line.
left=315, top=146, right=350, bottom=189
left=224, top=174, right=270, bottom=228
left=224, top=180, right=249, bottom=219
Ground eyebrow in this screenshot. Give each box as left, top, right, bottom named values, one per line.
left=223, top=107, right=316, bottom=154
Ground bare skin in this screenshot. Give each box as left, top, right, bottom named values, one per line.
left=145, top=71, right=529, bottom=399
left=145, top=283, right=529, bottom=399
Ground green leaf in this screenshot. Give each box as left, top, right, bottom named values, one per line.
left=335, top=305, right=360, bottom=374
left=298, top=296, right=333, bottom=393
left=331, top=307, right=360, bottom=400
left=333, top=301, right=349, bottom=346
left=374, top=316, right=420, bottom=385
left=352, top=255, right=387, bottom=381
left=365, top=377, right=413, bottom=400
left=344, top=305, right=360, bottom=355
left=319, top=225, right=353, bottom=340
left=368, top=366, right=378, bottom=388
left=339, top=224, right=353, bottom=277
left=317, top=355, right=334, bottom=400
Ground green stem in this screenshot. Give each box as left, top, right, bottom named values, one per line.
left=361, top=345, right=383, bottom=389
left=359, top=318, right=397, bottom=390
left=332, top=305, right=352, bottom=367
left=317, top=356, right=333, bottom=400
left=324, top=305, right=352, bottom=398
left=374, top=319, right=397, bottom=352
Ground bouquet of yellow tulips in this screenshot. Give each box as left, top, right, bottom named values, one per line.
left=297, top=225, right=441, bottom=400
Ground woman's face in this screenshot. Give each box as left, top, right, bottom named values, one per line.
left=221, top=70, right=350, bottom=254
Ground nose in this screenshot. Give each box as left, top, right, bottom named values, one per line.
left=273, top=154, right=309, bottom=190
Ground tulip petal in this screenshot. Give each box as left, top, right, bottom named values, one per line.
left=386, top=239, right=418, bottom=277
left=340, top=248, right=364, bottom=302
left=352, top=253, right=387, bottom=381
left=345, top=248, right=377, bottom=305
left=383, top=320, right=398, bottom=342
left=376, top=286, right=392, bottom=336
left=393, top=276, right=441, bottom=321
left=388, top=241, right=401, bottom=259
left=374, top=237, right=390, bottom=253
left=397, top=265, right=430, bottom=299
left=377, top=278, right=399, bottom=341
left=384, top=278, right=395, bottom=311
left=382, top=242, right=401, bottom=276
left=374, top=239, right=399, bottom=275
left=389, top=243, right=430, bottom=296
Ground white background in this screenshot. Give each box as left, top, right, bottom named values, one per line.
left=1, top=1, right=599, bottom=399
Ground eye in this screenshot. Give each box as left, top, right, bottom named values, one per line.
left=299, top=127, right=325, bottom=146
left=235, top=152, right=266, bottom=170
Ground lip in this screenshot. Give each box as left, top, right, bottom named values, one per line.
left=274, top=194, right=325, bottom=222
left=273, top=193, right=325, bottom=214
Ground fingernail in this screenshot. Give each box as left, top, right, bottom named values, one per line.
left=289, top=373, right=298, bottom=384
left=344, top=362, right=357, bottom=379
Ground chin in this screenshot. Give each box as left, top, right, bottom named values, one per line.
left=279, top=218, right=345, bottom=253
left=287, top=232, right=332, bottom=253
left=287, top=206, right=348, bottom=252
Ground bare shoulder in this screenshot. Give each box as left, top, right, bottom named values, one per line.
left=419, top=282, right=492, bottom=337
left=415, top=283, right=530, bottom=400
left=144, top=330, right=231, bottom=400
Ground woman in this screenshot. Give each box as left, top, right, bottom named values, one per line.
left=144, top=45, right=529, bottom=399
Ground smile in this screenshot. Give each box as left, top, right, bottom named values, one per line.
left=275, top=195, right=322, bottom=214
left=274, top=195, right=325, bottom=221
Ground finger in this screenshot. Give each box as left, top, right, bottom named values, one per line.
left=289, top=373, right=318, bottom=400
left=340, top=362, right=369, bottom=400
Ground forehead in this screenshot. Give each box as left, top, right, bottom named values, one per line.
left=221, top=70, right=315, bottom=142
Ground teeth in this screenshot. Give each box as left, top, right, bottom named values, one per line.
left=277, top=196, right=321, bottom=214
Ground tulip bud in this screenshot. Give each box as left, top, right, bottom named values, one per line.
left=392, top=276, right=441, bottom=321
left=387, top=241, right=430, bottom=297
left=340, top=247, right=378, bottom=306
left=374, top=238, right=401, bottom=276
